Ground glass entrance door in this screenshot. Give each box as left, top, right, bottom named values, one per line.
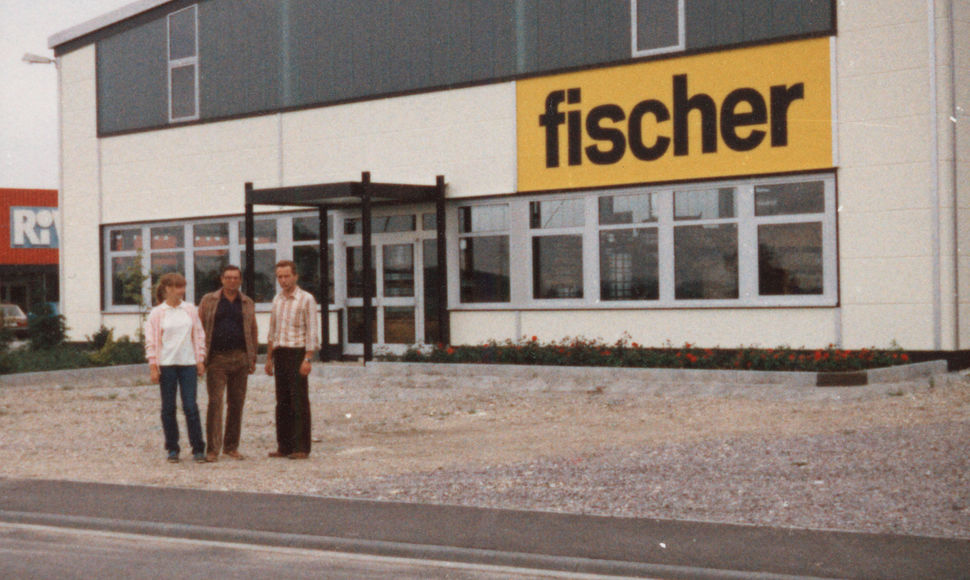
left=344, top=232, right=437, bottom=356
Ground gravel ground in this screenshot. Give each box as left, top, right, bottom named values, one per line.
left=0, top=367, right=967, bottom=539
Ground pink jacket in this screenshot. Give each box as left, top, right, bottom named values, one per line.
left=144, top=301, right=207, bottom=366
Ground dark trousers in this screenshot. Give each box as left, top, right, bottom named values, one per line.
left=159, top=365, right=205, bottom=455
left=205, top=349, right=249, bottom=455
left=273, top=348, right=311, bottom=455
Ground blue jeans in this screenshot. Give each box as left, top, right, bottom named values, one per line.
left=159, top=365, right=205, bottom=455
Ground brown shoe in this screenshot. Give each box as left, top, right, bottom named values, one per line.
left=288, top=452, right=309, bottom=460
left=268, top=451, right=288, bottom=458
left=225, top=451, right=245, bottom=460
left=205, top=453, right=218, bottom=463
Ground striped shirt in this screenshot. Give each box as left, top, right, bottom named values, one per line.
left=267, top=286, right=320, bottom=352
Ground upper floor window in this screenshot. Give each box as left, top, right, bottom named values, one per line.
left=631, top=0, right=684, bottom=57
left=168, top=5, right=199, bottom=122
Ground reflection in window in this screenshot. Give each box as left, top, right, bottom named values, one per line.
left=383, top=244, right=414, bottom=297
left=194, top=249, right=229, bottom=298
left=599, top=193, right=659, bottom=225
left=294, top=215, right=332, bottom=241
left=293, top=245, right=334, bottom=304
left=600, top=229, right=658, bottom=300
left=459, top=236, right=509, bottom=302
left=238, top=249, right=276, bottom=302
left=533, top=235, right=583, bottom=299
left=344, top=215, right=415, bottom=234
left=150, top=252, right=185, bottom=292
left=193, top=223, right=229, bottom=247
left=674, top=224, right=738, bottom=299
left=150, top=226, right=183, bottom=249
left=530, top=199, right=584, bottom=229
left=346, top=246, right=375, bottom=298
left=347, top=307, right=376, bottom=344
left=423, top=239, right=441, bottom=344
left=239, top=219, right=277, bottom=244
left=384, top=306, right=415, bottom=344
left=111, top=229, right=142, bottom=251
left=459, top=205, right=507, bottom=233
left=759, top=223, right=823, bottom=295
left=111, top=256, right=140, bottom=306
left=755, top=181, right=825, bottom=216
left=674, top=188, right=735, bottom=220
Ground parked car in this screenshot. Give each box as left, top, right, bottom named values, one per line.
left=0, top=304, right=29, bottom=338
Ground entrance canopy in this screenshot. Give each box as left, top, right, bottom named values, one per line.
left=244, top=172, right=448, bottom=362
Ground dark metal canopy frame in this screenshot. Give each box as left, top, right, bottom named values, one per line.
left=244, top=172, right=448, bottom=363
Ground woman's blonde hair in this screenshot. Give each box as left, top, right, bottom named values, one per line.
left=155, top=272, right=187, bottom=304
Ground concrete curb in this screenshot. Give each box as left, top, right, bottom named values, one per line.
left=318, top=360, right=949, bottom=388
left=2, top=479, right=968, bottom=579
left=0, top=360, right=949, bottom=391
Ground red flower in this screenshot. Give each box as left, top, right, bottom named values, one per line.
left=631, top=342, right=639, bottom=349
left=531, top=335, right=538, bottom=342
left=901, top=353, right=909, bottom=362
left=686, top=353, right=698, bottom=363
left=446, top=347, right=455, bottom=355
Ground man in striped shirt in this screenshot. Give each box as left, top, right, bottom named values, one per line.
left=264, top=260, right=320, bottom=459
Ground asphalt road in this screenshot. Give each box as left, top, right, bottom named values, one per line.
left=0, top=522, right=629, bottom=580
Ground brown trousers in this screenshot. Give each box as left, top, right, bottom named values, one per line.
left=205, top=349, right=250, bottom=455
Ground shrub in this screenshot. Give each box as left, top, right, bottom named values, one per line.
left=27, top=303, right=68, bottom=351
left=87, top=325, right=114, bottom=351
left=89, top=335, right=145, bottom=367
left=395, top=336, right=911, bottom=373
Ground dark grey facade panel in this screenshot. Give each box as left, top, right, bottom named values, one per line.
left=97, top=18, right=168, bottom=134
left=686, top=0, right=833, bottom=50
left=199, top=0, right=283, bottom=118
left=96, top=0, right=833, bottom=135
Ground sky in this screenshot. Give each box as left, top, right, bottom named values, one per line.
left=1, top=0, right=135, bottom=190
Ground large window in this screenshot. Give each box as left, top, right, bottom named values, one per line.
left=104, top=212, right=329, bottom=309
left=673, top=188, right=738, bottom=300
left=530, top=199, right=584, bottom=300
left=168, top=5, right=199, bottom=122
left=458, top=205, right=510, bottom=303
left=755, top=181, right=826, bottom=296
left=456, top=174, right=835, bottom=311
left=599, top=192, right=660, bottom=300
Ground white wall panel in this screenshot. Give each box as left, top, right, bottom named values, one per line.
left=840, top=303, right=935, bottom=349
left=840, top=256, right=934, bottom=305
left=58, top=46, right=103, bottom=340
left=838, top=210, right=935, bottom=258
left=281, top=84, right=516, bottom=198
left=449, top=311, right=520, bottom=345
left=517, top=309, right=838, bottom=349
left=99, top=117, right=281, bottom=223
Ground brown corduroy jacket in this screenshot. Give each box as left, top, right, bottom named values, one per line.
left=198, top=289, right=258, bottom=367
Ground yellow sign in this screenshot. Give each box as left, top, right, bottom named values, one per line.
left=517, top=38, right=833, bottom=192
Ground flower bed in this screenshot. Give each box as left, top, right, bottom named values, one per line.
left=394, top=336, right=911, bottom=373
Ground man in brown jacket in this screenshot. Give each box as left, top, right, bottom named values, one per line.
left=198, top=264, right=258, bottom=462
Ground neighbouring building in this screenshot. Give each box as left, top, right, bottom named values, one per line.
left=49, top=1, right=968, bottom=360
left=0, top=188, right=59, bottom=314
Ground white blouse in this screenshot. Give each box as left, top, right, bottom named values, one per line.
left=158, top=303, right=198, bottom=366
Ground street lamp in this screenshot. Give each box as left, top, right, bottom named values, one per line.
left=22, top=53, right=56, bottom=66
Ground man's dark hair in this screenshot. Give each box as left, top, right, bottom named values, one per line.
left=221, top=264, right=241, bottom=276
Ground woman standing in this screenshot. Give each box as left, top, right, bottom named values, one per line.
left=145, top=273, right=207, bottom=463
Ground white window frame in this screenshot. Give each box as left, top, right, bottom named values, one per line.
left=103, top=212, right=326, bottom=313
left=631, top=0, right=685, bottom=57
left=451, top=173, right=838, bottom=311
left=167, top=5, right=200, bottom=123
